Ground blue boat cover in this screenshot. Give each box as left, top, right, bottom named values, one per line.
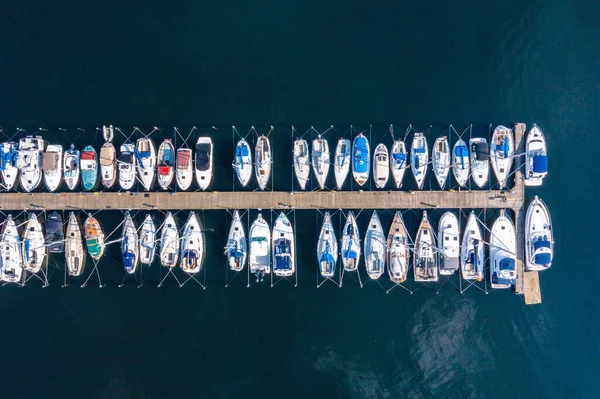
left=236, top=144, right=249, bottom=157
left=0, top=151, right=16, bottom=170
left=499, top=258, right=515, bottom=271
left=353, top=137, right=369, bottom=173
left=343, top=239, right=357, bottom=259
left=496, top=139, right=509, bottom=158
left=532, top=155, right=548, bottom=173
left=414, top=147, right=426, bottom=154
left=455, top=144, right=468, bottom=168
left=274, top=239, right=291, bottom=270
left=123, top=252, right=135, bottom=269
left=534, top=253, right=551, bottom=266
left=533, top=240, right=551, bottom=250
left=320, top=243, right=335, bottom=263
left=139, top=151, right=151, bottom=159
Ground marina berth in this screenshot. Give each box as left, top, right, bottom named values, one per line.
left=387, top=211, right=409, bottom=283
left=452, top=139, right=470, bottom=188
left=195, top=137, right=213, bottom=190
left=249, top=213, right=271, bottom=282
left=469, top=138, right=489, bottom=188
left=524, top=124, right=548, bottom=186
left=364, top=211, right=386, bottom=280
left=317, top=212, right=337, bottom=278
left=159, top=212, right=179, bottom=268
left=438, top=211, right=459, bottom=276
left=157, top=139, right=176, bottom=190
left=139, top=214, right=156, bottom=265
left=490, top=210, right=516, bottom=289
left=226, top=210, right=247, bottom=272
left=17, top=135, right=45, bottom=193
left=293, top=139, right=310, bottom=190
left=233, top=138, right=252, bottom=187
left=46, top=211, right=64, bottom=254
left=341, top=211, right=361, bottom=272
left=352, top=133, right=370, bottom=186
left=99, top=142, right=117, bottom=189
left=390, top=140, right=407, bottom=189
left=121, top=212, right=139, bottom=274
left=84, top=215, right=105, bottom=261
left=80, top=145, right=98, bottom=191
left=176, top=148, right=193, bottom=190
left=22, top=213, right=46, bottom=274
left=118, top=143, right=136, bottom=190
left=65, top=212, right=85, bottom=277
left=311, top=136, right=330, bottom=189
left=42, top=144, right=63, bottom=192
left=525, top=196, right=553, bottom=271
left=255, top=135, right=271, bottom=190
left=63, top=145, right=80, bottom=190
left=136, top=137, right=157, bottom=191
left=490, top=125, right=514, bottom=188
left=373, top=143, right=390, bottom=189
left=432, top=136, right=450, bottom=189
left=0, top=216, right=23, bottom=283
left=272, top=212, right=295, bottom=277
left=0, top=141, right=19, bottom=190
left=333, top=138, right=350, bottom=190
left=410, top=133, right=428, bottom=190
left=180, top=212, right=204, bottom=274
left=461, top=211, right=484, bottom=281
left=414, top=211, right=437, bottom=282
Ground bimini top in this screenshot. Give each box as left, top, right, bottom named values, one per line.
left=177, top=151, right=191, bottom=167
left=81, top=150, right=95, bottom=161
left=86, top=238, right=102, bottom=258
left=195, top=144, right=210, bottom=171
left=122, top=252, right=135, bottom=268
left=474, top=142, right=489, bottom=160
left=0, top=149, right=17, bottom=170
left=158, top=165, right=171, bottom=176
left=496, top=140, right=509, bottom=158
left=236, top=144, right=249, bottom=158
left=533, top=239, right=552, bottom=265
left=274, top=239, right=291, bottom=270
left=454, top=144, right=468, bottom=167
left=353, top=136, right=369, bottom=173
left=533, top=155, right=548, bottom=173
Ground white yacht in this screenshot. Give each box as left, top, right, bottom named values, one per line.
left=390, top=140, right=408, bottom=189
left=0, top=141, right=19, bottom=190
left=160, top=212, right=180, bottom=268
left=17, top=136, right=45, bottom=192
left=317, top=212, right=337, bottom=278
left=432, top=136, right=450, bottom=189
left=373, top=143, right=390, bottom=189
left=364, top=211, right=386, bottom=280
left=461, top=211, right=484, bottom=281
left=272, top=212, right=295, bottom=277
left=294, top=139, right=310, bottom=190
left=65, top=212, right=85, bottom=277
left=411, top=133, right=428, bottom=189
left=311, top=136, right=330, bottom=189
left=452, top=139, right=470, bottom=187
left=490, top=125, right=514, bottom=188
left=341, top=211, right=361, bottom=272
left=99, top=142, right=117, bottom=189
left=524, top=124, right=548, bottom=186
left=525, top=196, right=553, bottom=271
left=22, top=213, right=46, bottom=274
left=118, top=143, right=136, bottom=190
left=42, top=144, right=63, bottom=192
left=469, top=138, right=489, bottom=188
left=0, top=215, right=23, bottom=283
left=333, top=138, right=351, bottom=190
left=63, top=145, right=80, bottom=190
left=249, top=213, right=271, bottom=282
left=438, top=211, right=460, bottom=275
left=195, top=137, right=213, bottom=190
left=176, top=148, right=193, bottom=190
left=181, top=212, right=204, bottom=274
left=387, top=211, right=409, bottom=283
left=255, top=135, right=271, bottom=190
left=490, top=211, right=516, bottom=289
left=233, top=138, right=252, bottom=187
left=136, top=138, right=156, bottom=191
left=139, top=214, right=156, bottom=266
left=121, top=212, right=139, bottom=274
left=102, top=125, right=114, bottom=142
left=157, top=140, right=176, bottom=190
left=226, top=210, right=247, bottom=272
left=414, top=211, right=437, bottom=282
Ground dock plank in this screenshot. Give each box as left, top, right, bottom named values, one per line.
left=523, top=271, right=542, bottom=305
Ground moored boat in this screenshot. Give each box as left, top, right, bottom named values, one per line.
left=249, top=213, right=271, bottom=281
left=272, top=212, right=295, bottom=277
left=490, top=125, right=514, bottom=188
left=352, top=133, right=370, bottom=186
left=84, top=215, right=105, bottom=261
left=80, top=145, right=98, bottom=191
left=333, top=138, right=351, bottom=190
left=317, top=212, right=337, bottom=278
left=414, top=211, right=437, bottom=282
left=311, top=136, right=330, bottom=189
left=136, top=138, right=156, bottom=191
left=17, top=136, right=45, bottom=192
left=99, top=142, right=117, bottom=189
left=469, top=138, right=489, bottom=188
left=139, top=214, right=156, bottom=265
left=195, top=137, right=213, bottom=190
left=255, top=135, right=272, bottom=190
left=411, top=133, right=428, bottom=189
left=118, top=143, right=136, bottom=190
left=42, top=144, right=63, bottom=192
left=490, top=210, right=516, bottom=289
left=233, top=138, right=252, bottom=187
left=524, top=124, right=548, bottom=186
left=387, top=211, right=409, bottom=283
left=390, top=140, right=407, bottom=189
left=373, top=143, right=389, bottom=189
left=22, top=214, right=45, bottom=274
left=157, top=139, right=176, bottom=190
left=461, top=211, right=484, bottom=281
left=121, top=212, right=139, bottom=274
left=46, top=211, right=64, bottom=254
left=159, top=212, right=179, bottom=268
left=102, top=125, right=114, bottom=143
left=181, top=212, right=204, bottom=274
left=341, top=211, right=361, bottom=272
left=226, top=210, right=247, bottom=272
left=176, top=148, right=193, bottom=190
left=432, top=136, right=450, bottom=189
left=525, top=196, right=553, bottom=271
left=63, top=145, right=80, bottom=190
left=0, top=215, right=23, bottom=283
left=0, top=141, right=19, bottom=190
left=65, top=212, right=85, bottom=277
left=364, top=211, right=386, bottom=280
left=293, top=139, right=310, bottom=190
left=452, top=139, right=470, bottom=187
left=438, top=211, right=459, bottom=275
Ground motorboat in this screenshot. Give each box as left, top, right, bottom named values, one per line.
left=0, top=215, right=23, bottom=283
left=63, top=145, right=80, bottom=190
left=0, top=141, right=19, bottom=190
left=249, top=213, right=271, bottom=281
left=387, top=211, right=409, bottom=283
left=352, top=133, right=370, bottom=186
left=469, top=138, right=489, bottom=188
left=364, top=211, right=386, bottom=280
left=46, top=211, right=64, bottom=253
left=461, top=211, right=484, bottom=281
left=181, top=212, right=204, bottom=274
left=414, top=211, right=437, bottom=282
left=22, top=213, right=45, bottom=274
left=195, top=137, right=213, bottom=190
left=490, top=125, right=514, bottom=188
left=65, top=212, right=85, bottom=277
left=121, top=212, right=139, bottom=275
left=176, top=148, right=193, bottom=190
left=42, top=144, right=63, bottom=192
left=390, top=140, right=407, bottom=189
left=373, top=143, right=389, bottom=189
left=102, top=125, right=114, bottom=142
left=273, top=212, right=295, bottom=277
left=159, top=212, right=179, bottom=268
left=139, top=214, right=156, bottom=265
left=233, top=138, right=252, bottom=187
left=490, top=210, right=516, bottom=289
left=99, top=142, right=117, bottom=189
left=317, top=212, right=337, bottom=278
left=136, top=138, right=156, bottom=191
left=80, top=145, right=98, bottom=191
left=17, top=136, right=45, bottom=192
left=84, top=215, right=105, bottom=261
left=432, top=136, right=450, bottom=189
left=157, top=139, right=175, bottom=190
left=293, top=139, right=310, bottom=190
left=226, top=210, right=247, bottom=272
left=341, top=211, right=361, bottom=272
left=452, top=139, right=470, bottom=188
left=255, top=135, right=272, bottom=190
left=118, top=143, right=136, bottom=190
left=411, top=133, right=428, bottom=189
left=525, top=124, right=548, bottom=186
left=332, top=139, right=351, bottom=190
left=438, top=211, right=460, bottom=275
left=525, top=196, right=553, bottom=271
left=311, top=136, right=330, bottom=189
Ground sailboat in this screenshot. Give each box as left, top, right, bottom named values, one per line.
left=63, top=145, right=80, bottom=191
left=42, top=144, right=63, bottom=192
left=195, top=137, right=213, bottom=190
left=157, top=139, right=176, bottom=190
left=102, top=125, right=114, bottom=142
left=139, top=214, right=156, bottom=265
left=461, top=211, right=484, bottom=281
left=432, top=136, right=450, bottom=189
left=333, top=138, right=351, bottom=190
left=352, top=133, right=370, bottom=186
left=17, top=136, right=45, bottom=192
left=373, top=144, right=389, bottom=189
left=0, top=215, right=23, bottom=283
left=525, top=124, right=548, bottom=186
left=414, top=211, right=437, bottom=282
left=226, top=210, right=247, bottom=272
left=84, top=215, right=105, bottom=261
left=118, top=143, right=136, bottom=190
left=255, top=135, right=272, bottom=190
left=341, top=211, right=361, bottom=272
left=121, top=212, right=139, bottom=275
left=22, top=214, right=45, bottom=274
left=390, top=140, right=407, bottom=189
left=272, top=212, right=295, bottom=277
left=438, top=211, right=459, bottom=275
left=176, top=148, right=193, bottom=190
left=317, top=212, right=337, bottom=278
left=364, top=211, right=386, bottom=280
left=80, top=145, right=98, bottom=191
left=311, top=136, right=330, bottom=189
left=46, top=211, right=64, bottom=254
left=490, top=211, right=516, bottom=289
left=159, top=212, right=179, bottom=268
left=180, top=212, right=204, bottom=274
left=490, top=125, right=514, bottom=188
left=249, top=213, right=271, bottom=281
left=136, top=137, right=156, bottom=191
left=525, top=196, right=553, bottom=271
left=411, top=133, right=428, bottom=189
left=65, top=212, right=85, bottom=277
left=469, top=138, right=489, bottom=188
left=233, top=138, right=252, bottom=187
left=0, top=141, right=19, bottom=190
left=293, top=139, right=310, bottom=190
left=99, top=142, right=117, bottom=189
left=452, top=139, right=470, bottom=188
left=387, top=211, right=409, bottom=283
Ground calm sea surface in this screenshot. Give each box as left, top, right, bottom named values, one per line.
left=0, top=1, right=599, bottom=398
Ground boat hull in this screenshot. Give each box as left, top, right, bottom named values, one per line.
left=334, top=139, right=350, bottom=190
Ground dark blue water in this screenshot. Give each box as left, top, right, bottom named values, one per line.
left=1, top=1, right=599, bottom=398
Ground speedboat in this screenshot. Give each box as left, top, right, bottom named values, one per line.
left=438, top=211, right=459, bottom=276
left=80, top=145, right=98, bottom=191
left=490, top=125, right=514, bottom=188
left=99, top=142, right=117, bottom=189
left=469, top=138, right=489, bottom=188
left=46, top=211, right=64, bottom=253
left=65, top=212, right=85, bottom=277
left=387, top=211, right=409, bottom=283
left=139, top=214, right=156, bottom=265
left=84, top=215, right=105, bottom=261
left=333, top=139, right=350, bottom=190
left=341, top=211, right=361, bottom=272
left=352, top=133, right=370, bottom=186
left=255, top=135, right=272, bottom=190
left=373, top=143, right=389, bottom=189
left=317, top=212, right=337, bottom=278
left=364, top=211, right=386, bottom=280
left=490, top=210, right=516, bottom=289
left=17, top=136, right=45, bottom=192
left=414, top=211, right=437, bottom=282
left=390, top=140, right=407, bottom=189
left=181, top=212, right=204, bottom=274
left=102, top=125, right=114, bottom=142
left=461, top=211, right=484, bottom=281
left=226, top=210, right=247, bottom=272
left=233, top=138, right=252, bottom=187
left=121, top=212, right=139, bottom=275
left=195, top=137, right=213, bottom=190
left=159, top=212, right=179, bottom=268
left=176, top=148, right=193, bottom=190
left=0, top=215, right=23, bottom=283
left=293, top=139, right=310, bottom=190
left=136, top=138, right=156, bottom=191
left=311, top=136, right=330, bottom=189
left=452, top=139, right=470, bottom=188
left=525, top=196, right=553, bottom=271
left=0, top=141, right=19, bottom=190
left=525, top=124, right=548, bottom=186
left=432, top=136, right=450, bottom=189
left=411, top=133, right=428, bottom=189
left=249, top=213, right=271, bottom=281
left=63, top=145, right=80, bottom=190
left=42, top=144, right=63, bottom=192
left=22, top=213, right=45, bottom=274
left=272, top=212, right=295, bottom=277
left=157, top=139, right=175, bottom=190
left=118, top=143, right=136, bottom=190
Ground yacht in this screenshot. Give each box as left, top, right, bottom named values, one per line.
left=157, top=139, right=176, bottom=190
left=317, top=212, right=337, bottom=278
left=525, top=196, right=553, bottom=271
left=118, top=143, right=136, bottom=190
left=469, top=138, right=489, bottom=188
left=341, top=211, right=361, bottom=272
left=432, top=136, right=450, bottom=189
left=159, top=212, right=179, bottom=268
left=84, top=215, right=105, bottom=261
left=272, top=212, right=295, bottom=277
left=0, top=215, right=23, bottom=283
left=233, top=138, right=252, bottom=187
left=121, top=212, right=139, bottom=274
left=490, top=211, right=516, bottom=289
left=65, top=212, right=85, bottom=276
left=249, top=213, right=271, bottom=281
left=452, top=139, right=470, bottom=187
left=293, top=139, right=310, bottom=190
left=0, top=141, right=19, bottom=190
left=22, top=213, right=46, bottom=274
left=373, top=143, right=389, bottom=189
left=333, top=138, right=351, bottom=190
left=226, top=210, right=247, bottom=272
left=364, top=211, right=386, bottom=280
left=461, top=211, right=484, bottom=281
left=195, top=137, right=213, bottom=190
left=139, top=214, right=156, bottom=266
left=352, top=133, right=370, bottom=186
left=102, top=125, right=114, bottom=142
left=63, top=145, right=80, bottom=190
left=490, top=125, right=514, bottom=188
left=17, top=136, right=45, bottom=192
left=387, top=211, right=409, bottom=283
left=42, top=144, right=62, bottom=192
left=524, top=124, right=548, bottom=186
left=414, top=211, right=437, bottom=282
left=176, top=148, right=193, bottom=190
left=181, top=212, right=204, bottom=274
left=255, top=135, right=271, bottom=190
left=411, top=133, right=428, bottom=189
left=46, top=211, right=64, bottom=253
left=390, top=140, right=407, bottom=189
left=311, top=136, right=330, bottom=189
left=80, top=145, right=98, bottom=191
left=136, top=137, right=156, bottom=191
left=438, top=211, right=460, bottom=275
left=99, top=142, right=117, bottom=189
